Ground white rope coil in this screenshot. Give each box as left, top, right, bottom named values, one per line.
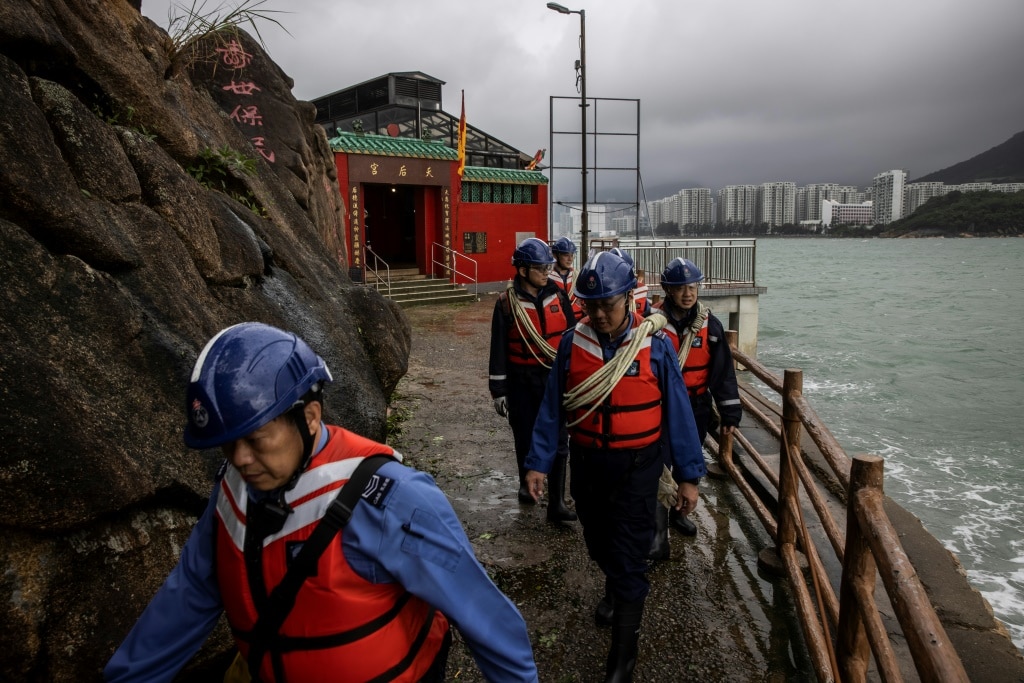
left=563, top=313, right=667, bottom=427
left=507, top=286, right=557, bottom=368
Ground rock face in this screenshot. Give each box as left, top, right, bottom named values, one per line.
left=0, top=1, right=410, bottom=680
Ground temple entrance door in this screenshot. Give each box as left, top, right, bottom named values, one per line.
left=363, top=183, right=419, bottom=270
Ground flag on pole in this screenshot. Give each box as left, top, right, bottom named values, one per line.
left=457, top=90, right=467, bottom=178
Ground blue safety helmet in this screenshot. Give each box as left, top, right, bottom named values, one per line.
left=573, top=251, right=637, bottom=300
left=608, top=247, right=634, bottom=269
left=183, top=322, right=333, bottom=449
left=551, top=237, right=577, bottom=255
left=511, top=237, right=556, bottom=267
left=661, top=257, right=704, bottom=286
left=608, top=247, right=637, bottom=277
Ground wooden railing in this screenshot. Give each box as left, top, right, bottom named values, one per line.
left=714, top=331, right=970, bottom=682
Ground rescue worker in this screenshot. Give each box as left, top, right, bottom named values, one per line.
left=105, top=322, right=538, bottom=683
left=523, top=252, right=705, bottom=682
left=653, top=257, right=742, bottom=536
left=488, top=237, right=578, bottom=522
left=608, top=247, right=650, bottom=315
left=549, top=236, right=583, bottom=320
left=606, top=249, right=674, bottom=560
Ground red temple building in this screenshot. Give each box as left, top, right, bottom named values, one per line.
left=313, top=72, right=549, bottom=285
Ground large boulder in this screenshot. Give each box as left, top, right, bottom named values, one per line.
left=0, top=1, right=410, bottom=680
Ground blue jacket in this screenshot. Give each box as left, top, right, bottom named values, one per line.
left=525, top=318, right=705, bottom=482
left=105, top=425, right=538, bottom=682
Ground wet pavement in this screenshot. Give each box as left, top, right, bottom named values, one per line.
left=390, top=296, right=814, bottom=682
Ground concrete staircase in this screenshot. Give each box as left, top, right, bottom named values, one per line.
left=370, top=268, right=478, bottom=307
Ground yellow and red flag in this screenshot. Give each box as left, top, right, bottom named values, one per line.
left=457, top=90, right=467, bottom=177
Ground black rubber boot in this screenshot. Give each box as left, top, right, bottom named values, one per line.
left=647, top=504, right=670, bottom=561
left=604, top=597, right=645, bottom=682
left=516, top=449, right=534, bottom=504
left=517, top=483, right=535, bottom=505
left=669, top=508, right=697, bottom=536
left=594, top=580, right=615, bottom=627
left=546, top=455, right=578, bottom=523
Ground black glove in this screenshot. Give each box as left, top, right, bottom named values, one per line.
left=493, top=396, right=508, bottom=417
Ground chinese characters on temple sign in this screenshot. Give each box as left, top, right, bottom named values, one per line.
left=370, top=163, right=380, bottom=176
left=215, top=38, right=276, bottom=163
left=349, top=185, right=362, bottom=266
left=425, top=167, right=434, bottom=178
left=399, top=165, right=408, bottom=177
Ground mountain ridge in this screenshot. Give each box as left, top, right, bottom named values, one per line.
left=913, top=130, right=1024, bottom=184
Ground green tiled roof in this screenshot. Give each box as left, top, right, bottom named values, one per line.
left=328, top=132, right=548, bottom=185
left=463, top=167, right=548, bottom=185
left=328, top=132, right=457, bottom=160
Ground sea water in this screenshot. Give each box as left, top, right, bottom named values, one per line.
left=750, top=237, right=1024, bottom=651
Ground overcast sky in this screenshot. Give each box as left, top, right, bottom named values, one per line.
left=143, top=0, right=1024, bottom=200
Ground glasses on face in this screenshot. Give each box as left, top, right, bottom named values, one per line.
left=581, top=296, right=626, bottom=313
left=530, top=264, right=554, bottom=274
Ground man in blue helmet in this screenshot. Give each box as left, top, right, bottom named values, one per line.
left=523, top=252, right=704, bottom=683
left=488, top=237, right=577, bottom=523
left=608, top=247, right=651, bottom=316
left=105, top=322, right=538, bottom=683
left=549, top=236, right=583, bottom=321
left=653, top=257, right=742, bottom=537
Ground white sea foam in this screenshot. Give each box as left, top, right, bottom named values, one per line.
left=755, top=238, right=1024, bottom=650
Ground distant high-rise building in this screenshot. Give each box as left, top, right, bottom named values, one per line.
left=758, top=182, right=796, bottom=227
left=611, top=215, right=637, bottom=236
left=717, top=185, right=759, bottom=226
left=822, top=200, right=874, bottom=227
left=903, top=182, right=947, bottom=216
left=872, top=170, right=907, bottom=224
left=677, top=188, right=713, bottom=229
left=799, top=183, right=841, bottom=222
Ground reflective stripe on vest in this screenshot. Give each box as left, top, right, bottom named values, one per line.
left=566, top=316, right=662, bottom=449
left=215, top=425, right=448, bottom=683
left=658, top=314, right=711, bottom=396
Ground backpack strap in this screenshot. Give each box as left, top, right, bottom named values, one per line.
left=245, top=453, right=394, bottom=680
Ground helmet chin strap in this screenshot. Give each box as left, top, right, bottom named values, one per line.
left=285, top=403, right=316, bottom=490
left=256, top=402, right=316, bottom=528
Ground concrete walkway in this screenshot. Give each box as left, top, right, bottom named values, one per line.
left=392, top=295, right=1024, bottom=682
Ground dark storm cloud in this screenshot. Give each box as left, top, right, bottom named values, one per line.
left=144, top=0, right=1024, bottom=193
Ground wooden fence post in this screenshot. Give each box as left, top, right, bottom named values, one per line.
left=837, top=455, right=883, bottom=681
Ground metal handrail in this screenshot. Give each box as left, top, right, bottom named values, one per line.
left=364, top=243, right=391, bottom=297
left=589, top=238, right=757, bottom=291
left=430, top=242, right=479, bottom=297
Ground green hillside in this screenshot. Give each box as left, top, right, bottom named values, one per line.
left=883, top=190, right=1024, bottom=237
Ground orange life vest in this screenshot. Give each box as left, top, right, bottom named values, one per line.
left=632, top=275, right=648, bottom=314
left=215, top=425, right=448, bottom=682
left=549, top=269, right=583, bottom=321
left=501, top=289, right=571, bottom=366
left=653, top=304, right=711, bottom=396
left=566, top=314, right=663, bottom=449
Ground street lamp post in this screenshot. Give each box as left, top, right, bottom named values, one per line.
left=547, top=2, right=588, bottom=261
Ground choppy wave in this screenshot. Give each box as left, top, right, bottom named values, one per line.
left=753, top=238, right=1024, bottom=650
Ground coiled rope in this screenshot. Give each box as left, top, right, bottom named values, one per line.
left=563, top=313, right=667, bottom=427
left=507, top=286, right=557, bottom=368
left=675, top=301, right=709, bottom=369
